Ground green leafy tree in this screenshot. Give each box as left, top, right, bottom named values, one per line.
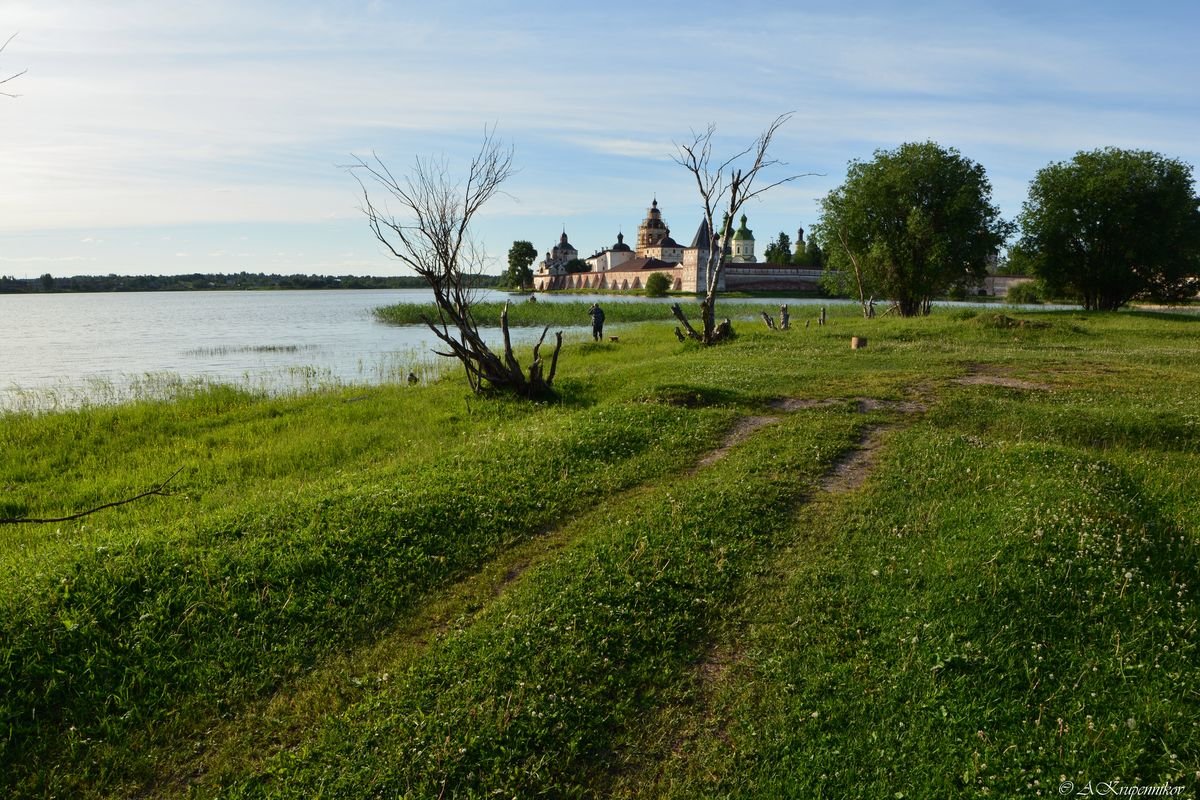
left=1017, top=148, right=1200, bottom=310
left=1004, top=280, right=1043, bottom=305
left=763, top=232, right=792, bottom=265
left=815, top=141, right=1010, bottom=317
left=797, top=239, right=824, bottom=268
left=505, top=240, right=538, bottom=289
left=998, top=246, right=1032, bottom=276
left=644, top=272, right=671, bottom=297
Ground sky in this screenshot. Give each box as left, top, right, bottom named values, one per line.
left=1, top=0, right=1198, bottom=278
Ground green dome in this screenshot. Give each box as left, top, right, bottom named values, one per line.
left=731, top=214, right=754, bottom=241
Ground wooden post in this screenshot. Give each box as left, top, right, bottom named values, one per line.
left=780, top=304, right=790, bottom=330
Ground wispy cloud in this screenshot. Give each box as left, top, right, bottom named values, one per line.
left=1, top=0, right=1197, bottom=274
left=566, top=137, right=677, bottom=160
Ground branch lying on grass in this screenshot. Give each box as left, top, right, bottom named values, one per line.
left=0, top=467, right=185, bottom=525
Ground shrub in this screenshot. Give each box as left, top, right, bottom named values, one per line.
left=1005, top=280, right=1043, bottom=305
left=644, top=272, right=671, bottom=297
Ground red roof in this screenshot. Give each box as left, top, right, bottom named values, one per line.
left=603, top=256, right=680, bottom=274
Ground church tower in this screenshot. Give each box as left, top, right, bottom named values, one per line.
left=729, top=214, right=756, bottom=263
left=636, top=199, right=669, bottom=255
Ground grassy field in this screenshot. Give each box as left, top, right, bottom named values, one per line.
left=1, top=306, right=1197, bottom=797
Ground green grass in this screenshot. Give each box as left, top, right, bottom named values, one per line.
left=2, top=307, right=1198, bottom=797
left=374, top=299, right=809, bottom=327
left=619, top=407, right=1199, bottom=797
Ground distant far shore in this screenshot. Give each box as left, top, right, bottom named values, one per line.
left=0, top=272, right=504, bottom=294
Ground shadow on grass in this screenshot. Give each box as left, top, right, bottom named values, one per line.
left=633, top=383, right=747, bottom=408
left=1124, top=309, right=1200, bottom=323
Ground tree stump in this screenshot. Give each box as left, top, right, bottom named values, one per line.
left=780, top=304, right=790, bottom=329
left=851, top=336, right=867, bottom=349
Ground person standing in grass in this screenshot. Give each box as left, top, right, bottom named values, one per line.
left=589, top=303, right=605, bottom=341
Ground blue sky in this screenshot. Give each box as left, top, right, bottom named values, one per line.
left=2, top=0, right=1197, bottom=277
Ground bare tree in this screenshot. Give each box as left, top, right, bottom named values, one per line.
left=1, top=33, right=26, bottom=97
left=671, top=114, right=807, bottom=344
left=349, top=130, right=562, bottom=398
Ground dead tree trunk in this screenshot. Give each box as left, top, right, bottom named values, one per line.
left=671, top=300, right=734, bottom=345
left=671, top=114, right=808, bottom=346
left=427, top=301, right=562, bottom=397
left=350, top=130, right=563, bottom=398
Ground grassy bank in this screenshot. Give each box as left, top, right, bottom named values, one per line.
left=374, top=299, right=811, bottom=328
left=2, top=308, right=1198, bottom=796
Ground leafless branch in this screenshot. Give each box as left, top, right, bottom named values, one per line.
left=1, top=33, right=27, bottom=97
left=346, top=128, right=562, bottom=397
left=0, top=468, right=185, bottom=525
left=671, top=113, right=810, bottom=343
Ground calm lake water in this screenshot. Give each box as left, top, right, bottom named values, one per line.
left=0, top=288, right=1056, bottom=411
left=0, top=288, right=834, bottom=410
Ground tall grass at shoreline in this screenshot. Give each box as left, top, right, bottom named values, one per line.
left=1, top=348, right=448, bottom=415
left=374, top=299, right=797, bottom=327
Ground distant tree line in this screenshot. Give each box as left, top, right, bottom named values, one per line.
left=0, top=271, right=504, bottom=294
left=762, top=232, right=824, bottom=268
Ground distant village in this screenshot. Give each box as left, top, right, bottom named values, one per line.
left=531, top=199, right=824, bottom=293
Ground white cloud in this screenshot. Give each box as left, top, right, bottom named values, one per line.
left=1, top=1, right=1197, bottom=273
left=566, top=137, right=677, bottom=160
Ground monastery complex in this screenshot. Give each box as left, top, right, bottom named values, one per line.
left=531, top=199, right=824, bottom=293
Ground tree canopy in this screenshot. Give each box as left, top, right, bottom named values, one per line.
left=792, top=238, right=823, bottom=268
left=505, top=240, right=538, bottom=289
left=644, top=272, right=671, bottom=297
left=763, top=232, right=792, bottom=265
left=815, top=141, right=1010, bottom=316
left=1016, top=148, right=1200, bottom=310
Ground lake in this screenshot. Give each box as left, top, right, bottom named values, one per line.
left=0, top=288, right=835, bottom=410
left=0, top=288, right=1055, bottom=411
left=1, top=289, right=461, bottom=410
